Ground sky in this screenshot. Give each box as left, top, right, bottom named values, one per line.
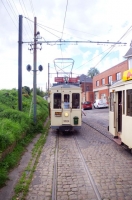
left=0, top=0, right=132, bottom=91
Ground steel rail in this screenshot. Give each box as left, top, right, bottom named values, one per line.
left=52, top=133, right=58, bottom=200
left=74, top=136, right=102, bottom=200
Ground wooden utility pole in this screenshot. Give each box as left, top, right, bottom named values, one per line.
left=33, top=17, right=37, bottom=124
left=48, top=63, right=50, bottom=117
left=18, top=15, right=23, bottom=111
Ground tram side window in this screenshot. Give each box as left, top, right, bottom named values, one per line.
left=127, top=89, right=132, bottom=116
left=54, top=93, right=61, bottom=109
left=72, top=93, right=80, bottom=109
left=110, top=92, right=114, bottom=111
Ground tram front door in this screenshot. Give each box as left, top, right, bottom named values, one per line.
left=62, top=94, right=71, bottom=125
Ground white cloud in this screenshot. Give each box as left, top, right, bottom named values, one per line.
left=0, top=0, right=132, bottom=90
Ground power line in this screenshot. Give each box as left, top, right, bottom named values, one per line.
left=91, top=25, right=132, bottom=68
left=6, top=0, right=18, bottom=19
left=7, top=0, right=33, bottom=41
left=61, top=0, right=68, bottom=40
left=74, top=46, right=113, bottom=70
left=29, top=0, right=36, bottom=17
left=35, top=23, right=97, bottom=40
left=11, top=0, right=20, bottom=14
left=19, top=0, right=33, bottom=35
left=74, top=26, right=131, bottom=71
left=59, top=0, right=68, bottom=63
left=1, top=0, right=17, bottom=29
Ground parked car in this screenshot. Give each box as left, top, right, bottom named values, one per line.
left=82, top=101, right=92, bottom=110
left=93, top=99, right=108, bottom=109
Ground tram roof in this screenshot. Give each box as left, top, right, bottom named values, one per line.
left=51, top=83, right=81, bottom=89
left=110, top=79, right=132, bottom=89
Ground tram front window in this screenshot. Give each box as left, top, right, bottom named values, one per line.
left=64, top=94, right=70, bottom=109
left=54, top=93, right=61, bottom=109
left=72, top=93, right=80, bottom=109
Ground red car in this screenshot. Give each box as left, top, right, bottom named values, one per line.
left=82, top=101, right=92, bottom=110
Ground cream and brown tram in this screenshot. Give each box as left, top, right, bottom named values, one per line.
left=49, top=77, right=82, bottom=132
left=109, top=69, right=132, bottom=150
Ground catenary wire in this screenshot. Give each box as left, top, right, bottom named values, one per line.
left=11, top=0, right=20, bottom=14
left=6, top=0, right=18, bottom=19
left=19, top=0, right=33, bottom=35
left=75, top=46, right=113, bottom=70
left=59, top=0, right=68, bottom=67
left=61, top=0, right=68, bottom=40
left=21, top=0, right=33, bottom=33
left=1, top=0, right=18, bottom=29
left=29, top=0, right=36, bottom=17
left=7, top=0, right=33, bottom=41
left=90, top=25, right=132, bottom=69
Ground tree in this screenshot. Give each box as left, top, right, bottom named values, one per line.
left=87, top=67, right=100, bottom=78
left=22, top=86, right=31, bottom=95
left=31, top=87, right=45, bottom=97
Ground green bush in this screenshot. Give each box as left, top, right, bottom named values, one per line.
left=0, top=89, right=49, bottom=152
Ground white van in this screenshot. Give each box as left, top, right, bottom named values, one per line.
left=93, top=99, right=108, bottom=108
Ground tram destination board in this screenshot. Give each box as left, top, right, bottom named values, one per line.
left=55, top=112, right=62, bottom=116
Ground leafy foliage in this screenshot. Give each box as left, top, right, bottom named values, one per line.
left=31, top=87, right=45, bottom=97
left=87, top=67, right=100, bottom=78
left=0, top=88, right=49, bottom=187
left=0, top=89, right=48, bottom=152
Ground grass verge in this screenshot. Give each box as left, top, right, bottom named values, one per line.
left=11, top=120, right=50, bottom=200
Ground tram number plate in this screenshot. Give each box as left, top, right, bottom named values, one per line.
left=63, top=120, right=69, bottom=122
left=55, top=112, right=62, bottom=116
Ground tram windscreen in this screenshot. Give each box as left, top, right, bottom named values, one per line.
left=72, top=93, right=80, bottom=109
left=53, top=93, right=61, bottom=109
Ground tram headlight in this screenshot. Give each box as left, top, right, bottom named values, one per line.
left=64, top=112, right=69, bottom=117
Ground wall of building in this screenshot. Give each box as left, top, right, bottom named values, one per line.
left=81, top=82, right=93, bottom=92
left=82, top=91, right=94, bottom=103
left=93, top=60, right=129, bottom=101
left=93, top=60, right=128, bottom=89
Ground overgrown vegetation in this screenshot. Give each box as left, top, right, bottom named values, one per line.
left=0, top=88, right=49, bottom=187
left=12, top=121, right=50, bottom=200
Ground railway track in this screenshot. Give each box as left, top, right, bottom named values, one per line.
left=25, top=120, right=132, bottom=200
left=51, top=131, right=102, bottom=200
left=51, top=121, right=132, bottom=200
left=74, top=136, right=102, bottom=200
left=52, top=133, right=58, bottom=200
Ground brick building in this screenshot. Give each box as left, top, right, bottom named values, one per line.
left=79, top=74, right=94, bottom=103
left=93, top=60, right=129, bottom=102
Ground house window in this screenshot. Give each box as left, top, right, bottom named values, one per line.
left=96, top=80, right=99, bottom=86
left=108, top=76, right=112, bottom=84
left=127, top=89, right=132, bottom=116
left=102, top=78, right=105, bottom=85
left=86, top=86, right=89, bottom=91
left=116, top=72, right=121, bottom=81
left=129, top=59, right=132, bottom=69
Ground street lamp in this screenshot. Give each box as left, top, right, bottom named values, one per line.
left=26, top=64, right=43, bottom=124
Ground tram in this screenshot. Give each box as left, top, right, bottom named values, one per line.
left=109, top=69, right=132, bottom=149
left=49, top=76, right=82, bottom=132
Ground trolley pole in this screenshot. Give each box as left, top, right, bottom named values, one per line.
left=33, top=17, right=37, bottom=124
